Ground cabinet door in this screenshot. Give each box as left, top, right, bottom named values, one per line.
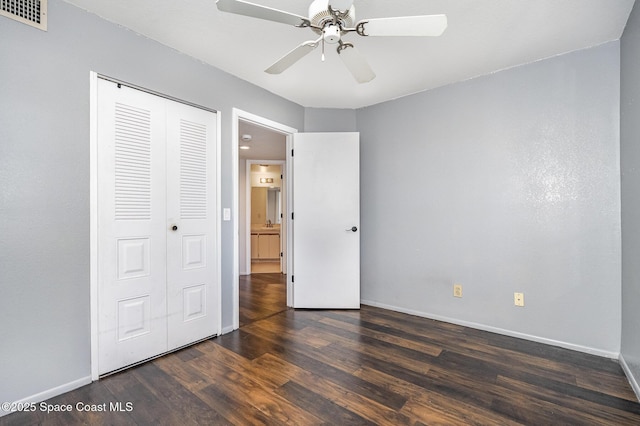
left=251, top=234, right=259, bottom=259
left=268, top=234, right=280, bottom=259
left=258, top=234, right=268, bottom=259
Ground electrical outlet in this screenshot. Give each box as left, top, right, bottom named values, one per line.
left=453, top=284, right=463, bottom=298
left=514, top=292, right=524, bottom=307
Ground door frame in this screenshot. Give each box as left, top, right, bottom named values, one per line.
left=89, top=72, right=222, bottom=380
left=244, top=159, right=287, bottom=275
left=231, top=108, right=297, bottom=331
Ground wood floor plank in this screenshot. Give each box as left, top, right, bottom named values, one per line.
left=252, top=353, right=413, bottom=425
left=275, top=380, right=377, bottom=426
left=496, top=374, right=640, bottom=425
left=131, top=362, right=229, bottom=425
left=576, top=368, right=640, bottom=402
left=354, top=366, right=523, bottom=426
left=101, top=367, right=188, bottom=425
left=319, top=316, right=443, bottom=356
left=343, top=307, right=589, bottom=387
left=153, top=352, right=211, bottom=392
left=239, top=272, right=286, bottom=327
left=244, top=321, right=365, bottom=374
left=196, top=383, right=274, bottom=425
left=189, top=339, right=290, bottom=391
left=244, top=318, right=334, bottom=351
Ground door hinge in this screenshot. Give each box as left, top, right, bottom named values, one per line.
left=292, top=275, right=294, bottom=283
left=281, top=174, right=283, bottom=179
left=280, top=213, right=283, bottom=219
left=280, top=252, right=283, bottom=257
left=291, top=149, right=294, bottom=157
left=291, top=212, right=294, bottom=220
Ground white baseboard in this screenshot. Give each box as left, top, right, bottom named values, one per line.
left=619, top=354, right=640, bottom=401
left=0, top=375, right=92, bottom=418
left=361, top=299, right=620, bottom=359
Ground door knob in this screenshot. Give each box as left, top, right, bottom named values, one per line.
left=171, top=225, right=178, bottom=231
left=346, top=226, right=358, bottom=232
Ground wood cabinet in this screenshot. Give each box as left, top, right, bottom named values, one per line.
left=251, top=234, right=259, bottom=259
left=251, top=232, right=280, bottom=260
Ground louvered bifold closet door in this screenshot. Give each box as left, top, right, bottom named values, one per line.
left=97, top=79, right=218, bottom=375
left=165, top=101, right=218, bottom=350
left=97, top=79, right=168, bottom=374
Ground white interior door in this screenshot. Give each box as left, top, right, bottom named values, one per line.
left=97, top=79, right=218, bottom=375
left=292, top=132, right=360, bottom=308
left=97, top=80, right=168, bottom=373
left=166, top=101, right=218, bottom=350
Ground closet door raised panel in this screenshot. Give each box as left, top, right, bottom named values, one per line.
left=166, top=101, right=218, bottom=350
left=97, top=80, right=168, bottom=374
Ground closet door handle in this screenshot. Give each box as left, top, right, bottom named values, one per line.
left=171, top=225, right=178, bottom=231
left=346, top=226, right=358, bottom=232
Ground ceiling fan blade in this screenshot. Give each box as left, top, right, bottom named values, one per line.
left=357, top=14, right=447, bottom=37
left=216, top=0, right=309, bottom=27
left=265, top=39, right=320, bottom=74
left=329, top=0, right=354, bottom=11
left=337, top=43, right=376, bottom=84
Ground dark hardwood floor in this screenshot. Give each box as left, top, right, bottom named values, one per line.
left=239, top=272, right=287, bottom=327
left=3, top=284, right=640, bottom=424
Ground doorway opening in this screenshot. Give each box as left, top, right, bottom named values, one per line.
left=231, top=109, right=297, bottom=331
left=249, top=162, right=284, bottom=274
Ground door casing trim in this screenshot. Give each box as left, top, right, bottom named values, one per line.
left=231, top=108, right=297, bottom=331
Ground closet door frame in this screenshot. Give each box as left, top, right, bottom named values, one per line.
left=89, top=72, right=222, bottom=380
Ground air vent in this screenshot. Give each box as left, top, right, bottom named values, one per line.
left=0, top=0, right=47, bottom=31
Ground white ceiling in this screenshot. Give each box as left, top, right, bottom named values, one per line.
left=239, top=119, right=287, bottom=160
left=64, top=0, right=635, bottom=109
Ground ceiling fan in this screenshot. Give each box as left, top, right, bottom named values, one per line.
left=216, top=0, right=447, bottom=83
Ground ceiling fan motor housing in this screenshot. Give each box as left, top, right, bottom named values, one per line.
left=308, top=0, right=355, bottom=33
left=323, top=25, right=341, bottom=43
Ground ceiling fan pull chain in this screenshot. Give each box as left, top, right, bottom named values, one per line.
left=321, top=34, right=326, bottom=61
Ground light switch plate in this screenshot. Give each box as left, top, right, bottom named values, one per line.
left=223, top=208, right=231, bottom=221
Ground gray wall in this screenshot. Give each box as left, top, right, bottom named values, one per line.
left=304, top=107, right=357, bottom=132
left=621, top=0, right=640, bottom=392
left=0, top=0, right=303, bottom=405
left=357, top=42, right=622, bottom=354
